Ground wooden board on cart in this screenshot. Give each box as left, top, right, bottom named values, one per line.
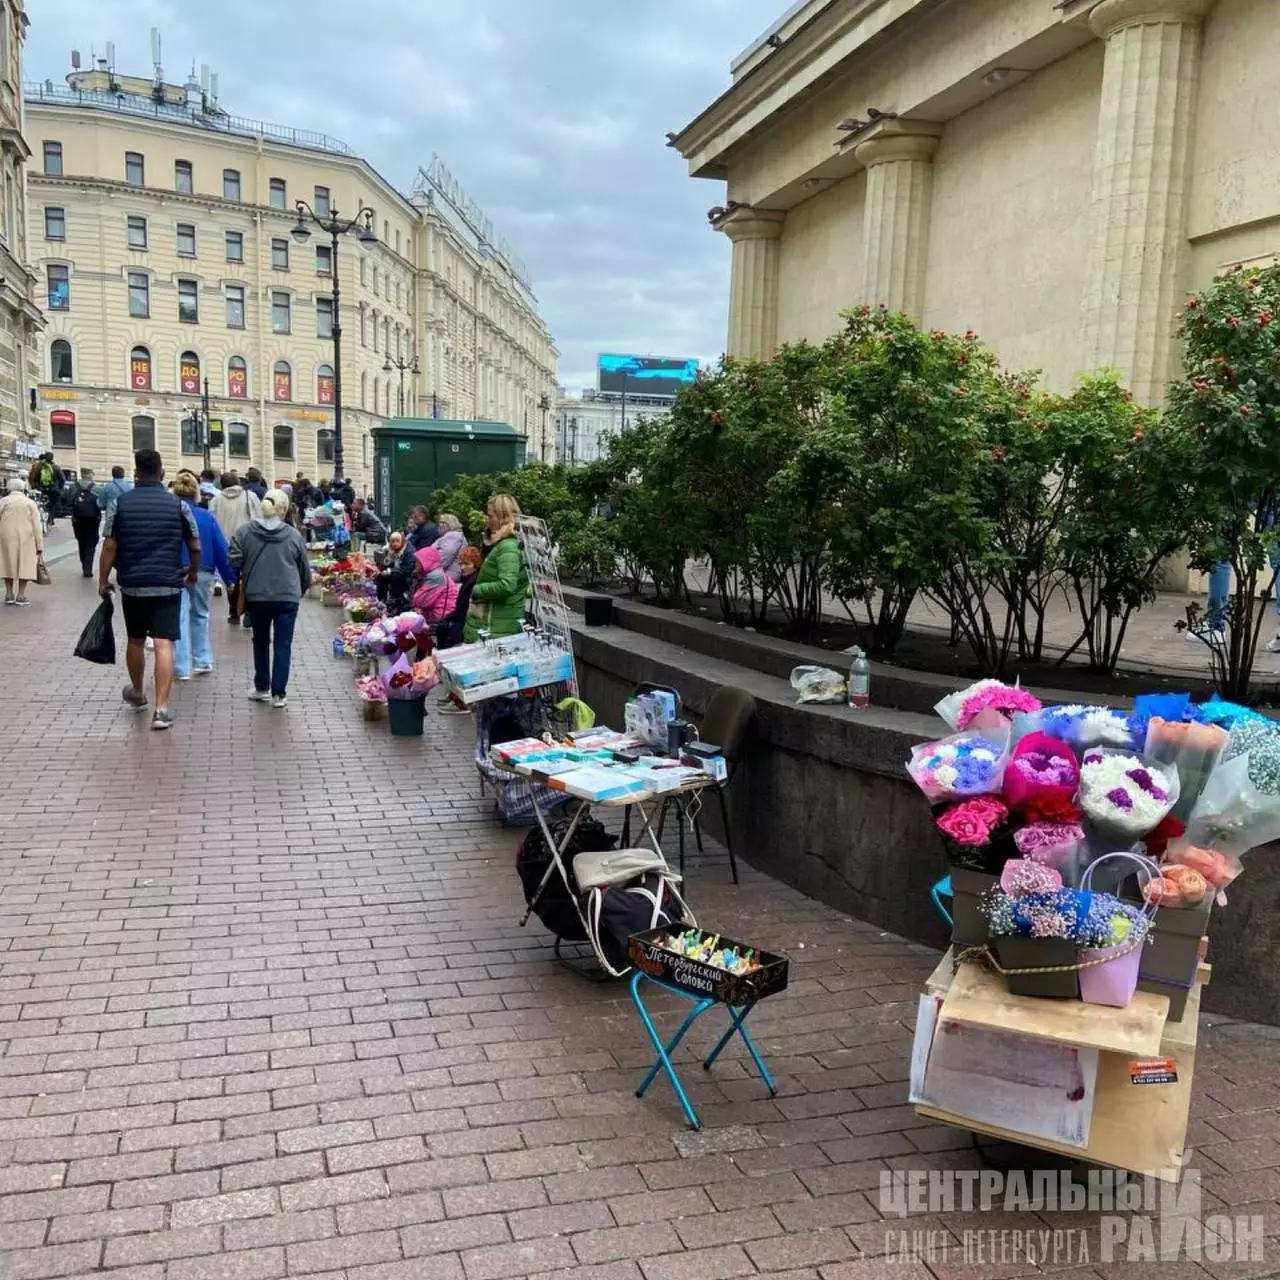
left=917, top=950, right=1202, bottom=1182
left=940, top=956, right=1170, bottom=1057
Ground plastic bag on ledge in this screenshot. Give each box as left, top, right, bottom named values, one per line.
left=790, top=665, right=846, bottom=705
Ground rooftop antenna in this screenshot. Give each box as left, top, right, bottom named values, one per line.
left=70, top=48, right=80, bottom=70
left=151, top=27, right=162, bottom=78
left=200, top=63, right=209, bottom=92
left=105, top=41, right=115, bottom=70
left=209, top=71, right=218, bottom=105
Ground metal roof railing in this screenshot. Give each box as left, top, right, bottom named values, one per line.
left=23, top=81, right=354, bottom=156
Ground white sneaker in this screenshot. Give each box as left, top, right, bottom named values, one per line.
left=248, top=686, right=270, bottom=702
left=1186, top=626, right=1226, bottom=645
left=271, top=694, right=288, bottom=709
left=1267, top=631, right=1280, bottom=654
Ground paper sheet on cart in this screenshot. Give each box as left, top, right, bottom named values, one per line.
left=911, top=1002, right=1098, bottom=1148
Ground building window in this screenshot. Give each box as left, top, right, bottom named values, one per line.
left=360, top=258, right=367, bottom=287
left=317, top=428, right=335, bottom=463
left=395, top=281, right=401, bottom=310
left=174, top=159, right=193, bottom=193
left=128, top=271, right=149, bottom=318
left=273, top=360, right=292, bottom=401
left=316, top=295, right=333, bottom=339
left=46, top=264, right=69, bottom=311
left=360, top=371, right=367, bottom=408
left=273, top=424, right=294, bottom=461
left=180, top=351, right=201, bottom=394
left=227, top=356, right=248, bottom=399
left=50, top=339, right=73, bottom=384
left=227, top=420, right=250, bottom=458
left=395, top=229, right=401, bottom=255
left=125, top=152, right=144, bottom=185
left=131, top=414, right=156, bottom=452
left=180, top=414, right=203, bottom=455
left=225, top=230, right=243, bottom=263
left=314, top=185, right=330, bottom=216
left=271, top=238, right=289, bottom=270
left=225, top=283, right=245, bottom=329
left=50, top=411, right=77, bottom=449
left=130, top=346, right=152, bottom=390
left=360, top=309, right=368, bottom=347
left=127, top=215, right=147, bottom=249
left=44, top=207, right=65, bottom=240
left=177, top=278, right=199, bottom=323
left=222, top=168, right=241, bottom=200
left=317, top=364, right=334, bottom=405
left=316, top=244, right=332, bottom=275
left=271, top=291, right=291, bottom=334
left=269, top=178, right=286, bottom=210
left=43, top=141, right=62, bottom=175
left=371, top=266, right=378, bottom=295
left=176, top=222, right=196, bottom=257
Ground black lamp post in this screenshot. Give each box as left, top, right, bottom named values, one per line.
left=290, top=200, right=376, bottom=478
left=383, top=350, right=419, bottom=417
left=537, top=393, right=551, bottom=462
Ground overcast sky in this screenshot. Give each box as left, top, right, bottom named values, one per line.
left=25, top=0, right=786, bottom=394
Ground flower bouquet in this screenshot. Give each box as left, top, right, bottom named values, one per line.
left=380, top=652, right=439, bottom=700
left=983, top=885, right=1094, bottom=999
left=1002, top=732, right=1079, bottom=813
left=1029, top=705, right=1138, bottom=752
left=1143, top=716, right=1228, bottom=821
left=1013, top=818, right=1086, bottom=886
left=935, top=680, right=1042, bottom=732
left=934, top=797, right=1014, bottom=873
left=907, top=727, right=1011, bottom=802
left=1142, top=862, right=1211, bottom=909
left=356, top=673, right=387, bottom=721
left=1078, top=749, right=1179, bottom=840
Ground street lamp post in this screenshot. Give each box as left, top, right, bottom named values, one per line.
left=290, top=200, right=377, bottom=479
left=383, top=350, right=419, bottom=417
left=537, top=394, right=551, bottom=462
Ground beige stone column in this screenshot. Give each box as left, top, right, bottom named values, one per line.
left=854, top=121, right=942, bottom=320
left=720, top=208, right=785, bottom=359
left=1082, top=0, right=1216, bottom=404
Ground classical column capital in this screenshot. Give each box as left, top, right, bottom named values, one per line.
left=717, top=207, right=786, bottom=243
left=1088, top=0, right=1216, bottom=39
left=853, top=119, right=942, bottom=170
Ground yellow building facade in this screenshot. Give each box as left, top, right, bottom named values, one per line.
left=0, top=0, right=42, bottom=473
left=674, top=0, right=1278, bottom=408
left=26, top=63, right=557, bottom=489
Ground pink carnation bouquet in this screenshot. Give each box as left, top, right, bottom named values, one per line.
left=934, top=796, right=1013, bottom=873
left=935, top=679, right=1043, bottom=732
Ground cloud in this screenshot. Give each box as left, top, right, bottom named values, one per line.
left=26, top=0, right=784, bottom=394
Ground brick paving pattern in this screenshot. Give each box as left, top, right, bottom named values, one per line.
left=2, top=565, right=1280, bottom=1278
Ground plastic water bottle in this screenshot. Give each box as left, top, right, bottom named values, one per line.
left=847, top=646, right=870, bottom=710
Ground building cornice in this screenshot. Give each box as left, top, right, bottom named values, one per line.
left=672, top=0, right=944, bottom=178
left=1087, top=0, right=1216, bottom=36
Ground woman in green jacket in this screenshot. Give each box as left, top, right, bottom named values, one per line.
left=463, top=494, right=529, bottom=642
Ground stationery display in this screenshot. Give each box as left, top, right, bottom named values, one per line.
left=439, top=630, right=575, bottom=704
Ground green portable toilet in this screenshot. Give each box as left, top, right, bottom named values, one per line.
left=371, top=418, right=528, bottom=522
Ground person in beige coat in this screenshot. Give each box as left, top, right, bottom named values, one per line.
left=0, top=476, right=45, bottom=605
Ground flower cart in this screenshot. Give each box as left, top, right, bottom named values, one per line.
left=898, top=684, right=1280, bottom=1181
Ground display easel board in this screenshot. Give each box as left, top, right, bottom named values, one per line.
left=915, top=951, right=1202, bottom=1182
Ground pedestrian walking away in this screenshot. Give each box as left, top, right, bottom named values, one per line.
left=170, top=471, right=236, bottom=681
left=229, top=488, right=310, bottom=708
left=0, top=477, right=46, bottom=605
left=210, top=473, right=262, bottom=625
left=70, top=474, right=103, bottom=577
left=98, top=449, right=200, bottom=731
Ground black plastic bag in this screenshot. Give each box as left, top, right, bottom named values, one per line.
left=74, top=596, right=116, bottom=665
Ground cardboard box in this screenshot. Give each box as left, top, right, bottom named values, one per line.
left=949, top=868, right=996, bottom=948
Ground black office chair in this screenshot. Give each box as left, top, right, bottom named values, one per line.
left=657, top=684, right=754, bottom=884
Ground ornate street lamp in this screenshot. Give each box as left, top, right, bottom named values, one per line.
left=291, top=200, right=377, bottom=478
left=383, top=349, right=420, bottom=417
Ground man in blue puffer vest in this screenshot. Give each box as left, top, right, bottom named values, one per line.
left=98, top=449, right=200, bottom=731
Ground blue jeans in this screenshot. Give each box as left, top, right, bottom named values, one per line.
left=1206, top=558, right=1280, bottom=629
left=247, top=601, right=298, bottom=697
left=176, top=571, right=214, bottom=677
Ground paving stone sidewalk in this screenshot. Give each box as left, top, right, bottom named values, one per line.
left=1, top=572, right=1279, bottom=1279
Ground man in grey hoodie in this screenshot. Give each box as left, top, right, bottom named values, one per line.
left=210, top=473, right=262, bottom=626
left=228, top=489, right=311, bottom=708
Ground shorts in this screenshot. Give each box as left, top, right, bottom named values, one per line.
left=121, top=592, right=181, bottom=642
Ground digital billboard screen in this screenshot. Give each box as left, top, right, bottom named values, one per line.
left=598, top=353, right=699, bottom=399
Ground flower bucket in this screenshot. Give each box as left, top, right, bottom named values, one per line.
left=990, top=936, right=1080, bottom=1000
left=1078, top=939, right=1143, bottom=1008
left=1078, top=850, right=1158, bottom=1009
left=387, top=693, right=427, bottom=737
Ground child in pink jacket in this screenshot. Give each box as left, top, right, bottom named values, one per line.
left=411, top=545, right=460, bottom=624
